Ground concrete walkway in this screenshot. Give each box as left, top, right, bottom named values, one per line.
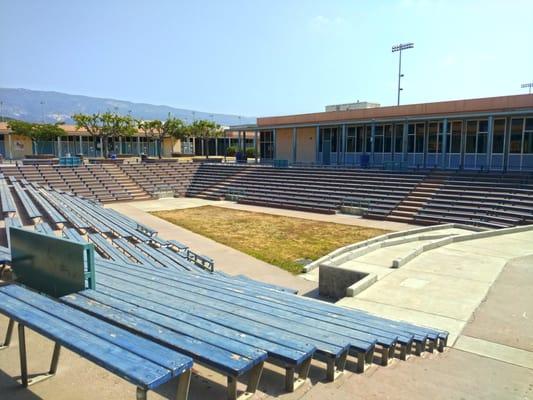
left=337, top=230, right=533, bottom=346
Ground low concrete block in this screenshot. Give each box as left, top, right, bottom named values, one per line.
left=319, top=263, right=370, bottom=300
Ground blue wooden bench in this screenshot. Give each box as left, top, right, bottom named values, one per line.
left=0, top=180, right=17, bottom=216
left=88, top=233, right=133, bottom=264
left=88, top=263, right=360, bottom=378
left=113, top=238, right=158, bottom=266
left=12, top=182, right=42, bottom=220
left=26, top=187, right=67, bottom=227
left=0, top=284, right=193, bottom=400
left=34, top=222, right=55, bottom=236
left=62, top=227, right=86, bottom=243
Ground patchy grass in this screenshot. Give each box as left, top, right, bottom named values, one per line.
left=151, top=206, right=389, bottom=274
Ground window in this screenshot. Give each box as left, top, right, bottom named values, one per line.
left=465, top=121, right=477, bottom=153
left=477, top=120, right=488, bottom=153
left=260, top=131, right=274, bottom=159
left=492, top=119, right=505, bottom=153
left=346, top=127, right=356, bottom=152
left=365, top=126, right=372, bottom=153
left=331, top=128, right=338, bottom=152
left=356, top=126, right=364, bottom=152
left=407, top=124, right=415, bottom=153
left=415, top=123, right=425, bottom=153
left=384, top=125, right=392, bottom=153
left=374, top=125, right=384, bottom=153
left=524, top=118, right=533, bottom=154
left=394, top=124, right=403, bottom=153
left=510, top=118, right=523, bottom=154
left=427, top=122, right=438, bottom=152
left=450, top=121, right=462, bottom=153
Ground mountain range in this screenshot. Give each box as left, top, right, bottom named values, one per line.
left=0, top=88, right=256, bottom=126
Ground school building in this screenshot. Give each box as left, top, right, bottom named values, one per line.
left=244, top=94, right=533, bottom=171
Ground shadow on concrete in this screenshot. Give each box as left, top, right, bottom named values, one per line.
left=0, top=370, right=44, bottom=400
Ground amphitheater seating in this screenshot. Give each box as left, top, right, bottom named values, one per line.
left=413, top=172, right=533, bottom=228
left=0, top=284, right=193, bottom=400
left=0, top=174, right=451, bottom=398
left=0, top=164, right=150, bottom=203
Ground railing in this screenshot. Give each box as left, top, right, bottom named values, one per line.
left=225, top=187, right=246, bottom=201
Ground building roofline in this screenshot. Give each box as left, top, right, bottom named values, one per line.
left=257, top=94, right=533, bottom=127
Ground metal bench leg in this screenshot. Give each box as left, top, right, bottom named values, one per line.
left=326, top=350, right=348, bottom=381
left=227, top=361, right=264, bottom=400
left=438, top=337, right=447, bottom=352
left=381, top=346, right=390, bottom=366
left=285, top=356, right=312, bottom=392
left=414, top=340, right=424, bottom=356
left=175, top=369, right=192, bottom=400
left=0, top=318, right=14, bottom=350
left=355, top=350, right=366, bottom=373
left=18, top=324, right=62, bottom=388
left=427, top=339, right=436, bottom=353
left=136, top=388, right=147, bottom=400
left=399, top=342, right=410, bottom=361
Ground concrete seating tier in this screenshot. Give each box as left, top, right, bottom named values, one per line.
left=0, top=164, right=150, bottom=203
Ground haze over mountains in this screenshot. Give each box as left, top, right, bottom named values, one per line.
left=0, top=88, right=256, bottom=126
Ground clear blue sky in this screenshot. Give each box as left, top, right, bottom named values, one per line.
left=1, top=0, right=532, bottom=117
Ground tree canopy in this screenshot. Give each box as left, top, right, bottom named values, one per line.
left=72, top=112, right=137, bottom=156
left=186, top=120, right=224, bottom=158
left=7, top=120, right=66, bottom=141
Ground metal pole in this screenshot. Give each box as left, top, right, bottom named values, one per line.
left=397, top=50, right=402, bottom=106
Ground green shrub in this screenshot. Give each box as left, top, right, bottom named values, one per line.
left=225, top=146, right=238, bottom=156
left=246, top=147, right=256, bottom=158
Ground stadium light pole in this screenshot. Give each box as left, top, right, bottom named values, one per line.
left=392, top=42, right=414, bottom=106
left=40, top=101, right=45, bottom=122
left=521, top=82, right=533, bottom=94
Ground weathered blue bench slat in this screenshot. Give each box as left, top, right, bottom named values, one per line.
left=0, top=284, right=193, bottom=400
left=65, top=287, right=315, bottom=392
left=93, top=268, right=356, bottom=379
left=63, top=291, right=267, bottom=400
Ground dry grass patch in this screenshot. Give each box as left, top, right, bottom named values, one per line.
left=152, top=206, right=389, bottom=274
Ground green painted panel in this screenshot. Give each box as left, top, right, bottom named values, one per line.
left=10, top=227, right=95, bottom=298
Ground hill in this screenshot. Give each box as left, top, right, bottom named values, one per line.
left=0, top=88, right=255, bottom=126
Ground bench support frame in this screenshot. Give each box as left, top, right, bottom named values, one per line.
left=0, top=318, right=15, bottom=350
left=227, top=361, right=264, bottom=400
left=136, top=369, right=191, bottom=400
left=285, top=356, right=312, bottom=392
left=18, top=323, right=62, bottom=387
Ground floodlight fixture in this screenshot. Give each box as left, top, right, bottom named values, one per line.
left=521, top=82, right=533, bottom=94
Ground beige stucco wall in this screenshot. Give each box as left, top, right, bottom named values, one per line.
left=275, top=128, right=292, bottom=160
left=296, top=127, right=316, bottom=163
left=10, top=135, right=33, bottom=159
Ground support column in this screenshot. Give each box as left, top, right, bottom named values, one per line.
left=118, top=136, right=122, bottom=155
left=79, top=135, right=83, bottom=155
left=292, top=127, right=297, bottom=164
left=57, top=137, right=62, bottom=157
left=273, top=128, right=277, bottom=160
left=315, top=126, right=320, bottom=164
left=137, top=136, right=141, bottom=155
left=402, top=122, right=408, bottom=164
left=441, top=118, right=448, bottom=169
left=99, top=137, right=103, bottom=157
left=486, top=115, right=494, bottom=170
left=254, top=131, right=258, bottom=163
left=7, top=133, right=12, bottom=160
left=223, top=130, right=227, bottom=162
left=370, top=123, right=376, bottom=166
left=341, top=124, right=346, bottom=165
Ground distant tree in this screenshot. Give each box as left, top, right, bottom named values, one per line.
left=7, top=120, right=65, bottom=154
left=72, top=112, right=136, bottom=157
left=187, top=120, right=224, bottom=158
left=137, top=115, right=185, bottom=158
